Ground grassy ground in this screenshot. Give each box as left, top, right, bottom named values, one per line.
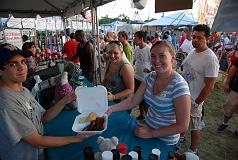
left=131, top=81, right=238, bottom=160
left=178, top=82, right=238, bottom=160
left=100, top=66, right=238, bottom=159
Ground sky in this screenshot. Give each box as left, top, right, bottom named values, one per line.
left=98, top=0, right=199, bottom=21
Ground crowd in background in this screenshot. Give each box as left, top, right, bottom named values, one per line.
left=1, top=24, right=238, bottom=160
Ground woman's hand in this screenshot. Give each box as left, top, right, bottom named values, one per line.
left=106, top=108, right=113, bottom=116
left=71, top=133, right=95, bottom=143
left=61, top=92, right=77, bottom=105
left=107, top=92, right=114, bottom=101
left=134, top=123, right=154, bottom=138
left=76, top=133, right=95, bottom=139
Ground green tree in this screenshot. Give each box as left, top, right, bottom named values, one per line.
left=99, top=15, right=114, bottom=25
left=118, top=14, right=130, bottom=23
left=144, top=18, right=157, bottom=23
left=99, top=14, right=131, bottom=25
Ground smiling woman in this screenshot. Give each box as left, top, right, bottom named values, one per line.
left=101, top=41, right=134, bottom=103
left=107, top=40, right=191, bottom=154
left=151, top=40, right=176, bottom=73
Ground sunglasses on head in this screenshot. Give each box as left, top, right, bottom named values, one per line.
left=109, top=41, right=121, bottom=46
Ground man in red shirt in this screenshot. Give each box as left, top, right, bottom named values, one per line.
left=179, top=31, right=187, bottom=47
left=62, top=33, right=79, bottom=63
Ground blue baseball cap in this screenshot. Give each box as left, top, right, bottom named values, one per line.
left=0, top=43, right=32, bottom=63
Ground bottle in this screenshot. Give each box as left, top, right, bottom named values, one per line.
left=31, top=75, right=42, bottom=99
left=121, top=154, right=132, bottom=160
left=55, top=72, right=73, bottom=100
left=34, top=75, right=42, bottom=84
left=78, top=75, right=86, bottom=87
left=83, top=146, right=95, bottom=160
left=148, top=154, right=158, bottom=160
left=102, top=151, right=113, bottom=160
left=111, top=149, right=120, bottom=160
left=128, top=151, right=138, bottom=160
left=151, top=149, right=160, bottom=160
left=118, top=143, right=127, bottom=158
left=133, top=146, right=142, bottom=160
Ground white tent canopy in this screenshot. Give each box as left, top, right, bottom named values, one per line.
left=0, top=0, right=115, bottom=18
left=212, top=0, right=238, bottom=32
left=1, top=0, right=116, bottom=84
left=144, top=11, right=197, bottom=26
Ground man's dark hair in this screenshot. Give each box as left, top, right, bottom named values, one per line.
left=27, top=42, right=35, bottom=49
left=193, top=24, right=211, bottom=38
left=22, top=35, right=29, bottom=42
left=22, top=42, right=35, bottom=50
left=147, top=36, right=152, bottom=42
left=75, top=30, right=85, bottom=42
left=70, top=33, right=75, bottom=39
left=118, top=31, right=128, bottom=40
left=22, top=42, right=30, bottom=50
left=134, top=31, right=147, bottom=42
left=154, top=32, right=159, bottom=38
left=75, top=30, right=84, bottom=36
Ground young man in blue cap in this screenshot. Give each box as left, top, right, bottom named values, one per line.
left=0, top=43, right=92, bottom=160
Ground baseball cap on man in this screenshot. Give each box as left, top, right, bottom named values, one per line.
left=0, top=43, right=32, bottom=63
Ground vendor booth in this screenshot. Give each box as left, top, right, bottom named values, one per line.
left=0, top=1, right=196, bottom=160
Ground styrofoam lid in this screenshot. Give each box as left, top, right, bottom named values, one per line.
left=75, top=85, right=108, bottom=116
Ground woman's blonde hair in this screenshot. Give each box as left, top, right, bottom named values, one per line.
left=107, top=41, right=129, bottom=63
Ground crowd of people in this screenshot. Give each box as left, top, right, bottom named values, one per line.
left=0, top=23, right=238, bottom=160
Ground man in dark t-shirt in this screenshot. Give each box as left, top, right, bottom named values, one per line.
left=217, top=59, right=238, bottom=133
left=74, top=30, right=94, bottom=82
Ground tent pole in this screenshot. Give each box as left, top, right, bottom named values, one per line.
left=90, top=1, right=97, bottom=85
left=95, top=7, right=102, bottom=83
left=61, top=12, right=67, bottom=40
left=61, top=13, right=67, bottom=60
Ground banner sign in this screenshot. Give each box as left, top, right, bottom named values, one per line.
left=7, top=17, right=22, bottom=28
left=22, top=18, right=35, bottom=29
left=198, top=0, right=221, bottom=27
left=46, top=20, right=56, bottom=31
left=36, top=18, right=46, bottom=30
left=4, top=29, right=23, bottom=49
left=56, top=20, right=63, bottom=30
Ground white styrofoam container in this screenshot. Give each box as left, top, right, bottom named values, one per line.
left=72, top=85, right=108, bottom=134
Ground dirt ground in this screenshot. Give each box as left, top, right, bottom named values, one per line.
left=131, top=81, right=238, bottom=160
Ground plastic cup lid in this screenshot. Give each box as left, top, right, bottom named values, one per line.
left=128, top=151, right=138, bottom=159
left=102, top=151, right=113, bottom=160
left=152, top=148, right=161, bottom=156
